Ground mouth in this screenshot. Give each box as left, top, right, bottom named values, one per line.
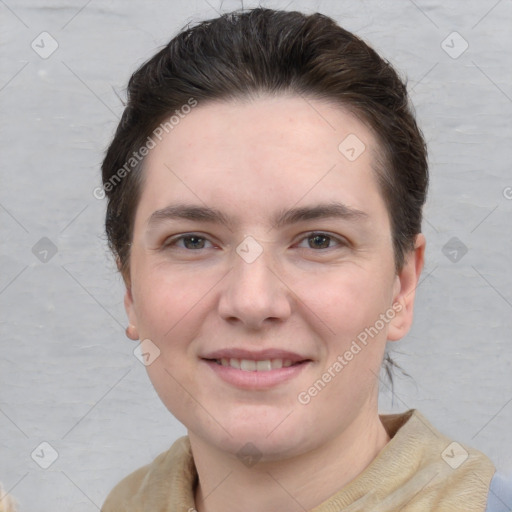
left=211, top=357, right=302, bottom=372
left=200, top=350, right=312, bottom=389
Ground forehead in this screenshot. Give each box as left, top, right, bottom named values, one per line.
left=154, top=94, right=375, bottom=166
left=136, top=94, right=389, bottom=229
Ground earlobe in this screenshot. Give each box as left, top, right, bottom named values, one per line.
left=125, top=324, right=139, bottom=340
left=387, top=234, right=426, bottom=342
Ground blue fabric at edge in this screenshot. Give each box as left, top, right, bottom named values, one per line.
left=485, top=472, right=512, bottom=512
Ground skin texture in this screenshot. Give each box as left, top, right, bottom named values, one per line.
left=123, top=94, right=425, bottom=512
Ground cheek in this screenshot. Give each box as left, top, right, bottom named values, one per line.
left=145, top=360, right=207, bottom=430
left=131, top=263, right=210, bottom=339
left=299, top=266, right=394, bottom=338
left=134, top=270, right=207, bottom=416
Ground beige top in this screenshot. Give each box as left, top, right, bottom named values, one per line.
left=102, top=409, right=495, bottom=511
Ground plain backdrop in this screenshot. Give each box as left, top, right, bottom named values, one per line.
left=1, top=0, right=511, bottom=510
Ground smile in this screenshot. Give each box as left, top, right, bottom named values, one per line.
left=215, top=358, right=296, bottom=371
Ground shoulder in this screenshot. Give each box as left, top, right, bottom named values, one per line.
left=101, top=436, right=193, bottom=512
left=485, top=472, right=512, bottom=512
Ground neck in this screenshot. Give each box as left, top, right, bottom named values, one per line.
left=191, top=407, right=390, bottom=512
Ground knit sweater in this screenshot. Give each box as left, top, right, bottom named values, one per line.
left=102, top=409, right=498, bottom=511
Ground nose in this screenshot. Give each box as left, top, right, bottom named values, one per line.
left=217, top=242, right=292, bottom=330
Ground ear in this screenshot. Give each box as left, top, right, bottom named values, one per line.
left=387, top=234, right=426, bottom=342
left=124, top=284, right=140, bottom=340
left=120, top=262, right=139, bottom=341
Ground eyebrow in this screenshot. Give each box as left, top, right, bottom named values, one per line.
left=146, top=202, right=368, bottom=230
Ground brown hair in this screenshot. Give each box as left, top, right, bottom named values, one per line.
left=101, top=7, right=428, bottom=387
left=102, top=7, right=428, bottom=280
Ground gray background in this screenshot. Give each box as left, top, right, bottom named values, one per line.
left=1, top=0, right=511, bottom=510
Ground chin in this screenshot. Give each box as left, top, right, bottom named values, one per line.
left=212, top=431, right=306, bottom=463
left=192, top=409, right=312, bottom=461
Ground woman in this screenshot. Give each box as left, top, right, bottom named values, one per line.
left=99, top=8, right=510, bottom=511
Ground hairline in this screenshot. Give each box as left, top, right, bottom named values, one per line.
left=120, top=92, right=404, bottom=278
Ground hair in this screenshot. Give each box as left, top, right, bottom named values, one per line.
left=102, top=7, right=428, bottom=277
left=101, top=7, right=428, bottom=385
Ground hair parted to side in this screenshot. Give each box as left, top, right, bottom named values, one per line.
left=102, top=7, right=428, bottom=280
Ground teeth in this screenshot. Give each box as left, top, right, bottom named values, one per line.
left=256, top=360, right=272, bottom=371
left=240, top=359, right=257, bottom=371
left=216, top=358, right=295, bottom=371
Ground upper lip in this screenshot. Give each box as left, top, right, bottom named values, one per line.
left=201, top=349, right=311, bottom=363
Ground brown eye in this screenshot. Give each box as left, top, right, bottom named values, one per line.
left=296, top=232, right=343, bottom=250
left=308, top=234, right=331, bottom=249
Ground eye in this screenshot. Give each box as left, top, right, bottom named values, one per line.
left=296, top=232, right=345, bottom=250
left=163, top=233, right=214, bottom=250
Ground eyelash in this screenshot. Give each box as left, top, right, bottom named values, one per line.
left=162, top=232, right=347, bottom=251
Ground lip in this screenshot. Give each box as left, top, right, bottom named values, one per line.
left=200, top=349, right=312, bottom=390
left=201, top=348, right=308, bottom=363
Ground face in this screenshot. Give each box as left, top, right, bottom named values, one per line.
left=124, top=95, right=424, bottom=460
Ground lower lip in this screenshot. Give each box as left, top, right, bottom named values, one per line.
left=202, top=359, right=310, bottom=389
